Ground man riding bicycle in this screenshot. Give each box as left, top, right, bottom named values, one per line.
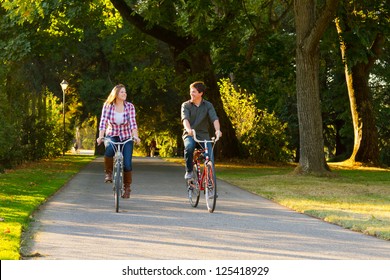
left=181, top=81, right=222, bottom=180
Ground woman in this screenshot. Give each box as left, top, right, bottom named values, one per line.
left=97, top=84, right=141, bottom=198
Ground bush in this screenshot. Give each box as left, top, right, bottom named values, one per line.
left=219, top=78, right=293, bottom=162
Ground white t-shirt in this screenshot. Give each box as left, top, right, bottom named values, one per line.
left=114, top=111, right=124, bottom=124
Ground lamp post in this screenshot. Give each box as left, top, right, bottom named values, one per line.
left=60, top=80, right=69, bottom=156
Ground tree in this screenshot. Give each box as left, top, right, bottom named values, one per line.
left=293, top=0, right=339, bottom=174
left=334, top=0, right=389, bottom=166
left=109, top=0, right=241, bottom=158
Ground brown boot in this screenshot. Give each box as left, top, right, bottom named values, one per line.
left=104, top=157, right=113, bottom=183
left=122, top=171, right=132, bottom=199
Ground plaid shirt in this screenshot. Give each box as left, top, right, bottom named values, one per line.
left=99, top=101, right=138, bottom=141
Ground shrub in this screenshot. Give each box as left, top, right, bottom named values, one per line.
left=219, top=78, right=293, bottom=162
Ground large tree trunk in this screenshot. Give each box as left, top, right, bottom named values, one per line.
left=294, top=0, right=338, bottom=174
left=335, top=19, right=381, bottom=166
left=344, top=64, right=380, bottom=165
left=295, top=44, right=329, bottom=173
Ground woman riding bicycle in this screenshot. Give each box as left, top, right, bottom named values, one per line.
left=181, top=81, right=222, bottom=180
left=97, top=84, right=141, bottom=199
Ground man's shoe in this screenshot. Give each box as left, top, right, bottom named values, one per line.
left=184, top=171, right=193, bottom=180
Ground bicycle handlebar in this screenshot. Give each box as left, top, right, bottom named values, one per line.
left=103, top=137, right=133, bottom=146
left=192, top=129, right=220, bottom=143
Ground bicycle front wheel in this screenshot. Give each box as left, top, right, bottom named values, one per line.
left=188, top=163, right=200, bottom=207
left=113, top=162, right=122, bottom=213
left=204, top=161, right=217, bottom=213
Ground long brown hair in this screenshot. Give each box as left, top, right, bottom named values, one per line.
left=104, top=84, right=125, bottom=105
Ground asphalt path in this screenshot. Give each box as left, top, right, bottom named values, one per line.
left=22, top=157, right=390, bottom=260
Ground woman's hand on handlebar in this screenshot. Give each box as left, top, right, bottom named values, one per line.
left=96, top=137, right=104, bottom=146
left=133, top=136, right=141, bottom=145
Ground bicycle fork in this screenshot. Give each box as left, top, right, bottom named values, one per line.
left=114, top=151, right=124, bottom=193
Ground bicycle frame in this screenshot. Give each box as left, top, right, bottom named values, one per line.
left=193, top=146, right=212, bottom=192
left=187, top=130, right=220, bottom=212
left=104, top=137, right=133, bottom=212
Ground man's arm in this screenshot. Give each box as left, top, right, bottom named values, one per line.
left=213, top=119, right=222, bottom=138
left=183, top=119, right=193, bottom=136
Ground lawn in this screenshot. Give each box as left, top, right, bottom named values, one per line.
left=166, top=158, right=390, bottom=241
left=215, top=161, right=390, bottom=241
left=0, top=155, right=95, bottom=260
left=1, top=156, right=389, bottom=260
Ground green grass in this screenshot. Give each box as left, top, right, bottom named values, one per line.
left=0, top=155, right=95, bottom=260
left=214, top=162, right=390, bottom=241
left=1, top=156, right=389, bottom=259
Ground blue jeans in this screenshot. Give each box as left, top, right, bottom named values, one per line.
left=184, top=136, right=214, bottom=172
left=104, top=136, right=134, bottom=172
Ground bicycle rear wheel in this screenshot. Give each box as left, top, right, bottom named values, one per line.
left=188, top=163, right=200, bottom=207
left=113, top=162, right=122, bottom=212
left=204, top=161, right=217, bottom=213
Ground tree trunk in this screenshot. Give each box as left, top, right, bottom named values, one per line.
left=335, top=19, right=381, bottom=166
left=295, top=46, right=329, bottom=173
left=345, top=64, right=380, bottom=165
left=293, top=0, right=338, bottom=174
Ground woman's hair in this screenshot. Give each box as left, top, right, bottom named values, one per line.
left=190, top=81, right=206, bottom=94
left=105, top=84, right=125, bottom=105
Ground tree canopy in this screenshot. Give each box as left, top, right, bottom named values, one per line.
left=1, top=0, right=389, bottom=172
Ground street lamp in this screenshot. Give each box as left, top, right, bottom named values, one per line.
left=60, top=80, right=69, bottom=156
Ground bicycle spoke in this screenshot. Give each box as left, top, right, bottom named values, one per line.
left=188, top=163, right=200, bottom=207
left=114, top=162, right=122, bottom=213
left=204, top=162, right=217, bottom=213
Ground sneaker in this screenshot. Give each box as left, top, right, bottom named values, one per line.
left=184, top=171, right=193, bottom=180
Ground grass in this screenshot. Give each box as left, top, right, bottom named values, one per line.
left=166, top=158, right=390, bottom=240
left=1, top=156, right=389, bottom=259
left=0, top=155, right=95, bottom=260
left=215, top=161, right=390, bottom=241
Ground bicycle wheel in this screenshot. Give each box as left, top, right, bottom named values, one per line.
left=113, top=161, right=122, bottom=212
left=188, top=163, right=200, bottom=207
left=204, top=161, right=217, bottom=213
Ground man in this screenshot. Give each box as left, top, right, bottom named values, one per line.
left=181, top=81, right=222, bottom=179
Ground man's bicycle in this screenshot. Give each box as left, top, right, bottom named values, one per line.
left=104, top=137, right=133, bottom=213
left=187, top=130, right=220, bottom=213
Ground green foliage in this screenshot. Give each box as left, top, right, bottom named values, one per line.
left=219, top=78, right=293, bottom=162
left=241, top=110, right=293, bottom=162
left=1, top=0, right=389, bottom=166
left=218, top=78, right=258, bottom=139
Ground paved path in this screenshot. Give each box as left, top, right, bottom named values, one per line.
left=22, top=157, right=390, bottom=260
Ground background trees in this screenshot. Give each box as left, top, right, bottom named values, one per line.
left=0, top=0, right=389, bottom=172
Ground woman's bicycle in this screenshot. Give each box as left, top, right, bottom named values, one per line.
left=187, top=130, right=220, bottom=213
left=104, top=137, right=133, bottom=213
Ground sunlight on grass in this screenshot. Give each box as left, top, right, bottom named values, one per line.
left=165, top=157, right=390, bottom=241
left=0, top=155, right=95, bottom=260
left=216, top=162, right=390, bottom=241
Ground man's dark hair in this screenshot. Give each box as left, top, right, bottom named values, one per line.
left=190, top=81, right=206, bottom=94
